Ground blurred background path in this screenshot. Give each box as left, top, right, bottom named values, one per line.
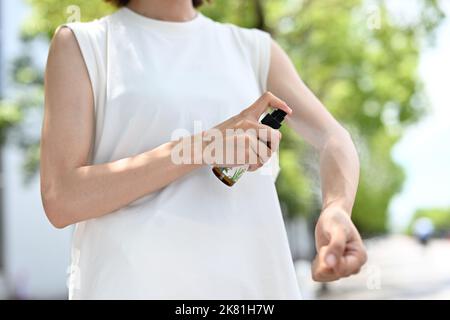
left=296, top=235, right=450, bottom=300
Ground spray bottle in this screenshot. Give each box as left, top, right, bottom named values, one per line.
left=212, top=109, right=287, bottom=186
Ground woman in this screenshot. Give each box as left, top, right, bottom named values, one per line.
left=41, top=0, right=367, bottom=299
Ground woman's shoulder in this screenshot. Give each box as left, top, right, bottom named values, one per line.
left=58, top=15, right=109, bottom=41
left=56, top=8, right=133, bottom=42
left=51, top=14, right=114, bottom=108
left=210, top=18, right=271, bottom=47
left=52, top=12, right=118, bottom=59
left=209, top=19, right=273, bottom=92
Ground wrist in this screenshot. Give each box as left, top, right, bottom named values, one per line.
left=198, top=129, right=222, bottom=166
left=184, top=131, right=213, bottom=166
left=318, top=205, right=354, bottom=234
left=166, top=134, right=204, bottom=168
left=321, top=201, right=352, bottom=216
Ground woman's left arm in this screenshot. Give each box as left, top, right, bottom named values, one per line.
left=267, top=40, right=367, bottom=281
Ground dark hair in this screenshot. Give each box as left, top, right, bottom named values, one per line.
left=105, top=0, right=208, bottom=8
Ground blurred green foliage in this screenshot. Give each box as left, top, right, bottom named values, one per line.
left=0, top=101, right=23, bottom=144
left=409, top=208, right=450, bottom=235
left=3, top=0, right=445, bottom=235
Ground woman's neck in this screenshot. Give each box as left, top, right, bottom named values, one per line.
left=127, top=0, right=197, bottom=22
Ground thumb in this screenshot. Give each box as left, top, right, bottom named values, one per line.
left=324, top=226, right=347, bottom=269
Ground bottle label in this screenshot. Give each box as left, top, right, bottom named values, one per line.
left=218, top=165, right=249, bottom=183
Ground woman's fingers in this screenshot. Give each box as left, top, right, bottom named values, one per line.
left=323, top=225, right=347, bottom=269
left=340, top=242, right=368, bottom=276
left=312, top=240, right=367, bottom=282
left=238, top=119, right=282, bottom=151
left=248, top=138, right=272, bottom=171
left=243, top=91, right=292, bottom=119
left=255, top=123, right=282, bottom=152
left=312, top=247, right=338, bottom=282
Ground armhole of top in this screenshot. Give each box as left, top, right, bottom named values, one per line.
left=56, top=23, right=98, bottom=113
left=256, top=30, right=272, bottom=93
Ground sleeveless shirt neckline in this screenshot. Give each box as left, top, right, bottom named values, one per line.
left=119, top=7, right=208, bottom=33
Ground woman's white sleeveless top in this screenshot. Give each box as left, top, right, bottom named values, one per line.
left=64, top=7, right=301, bottom=299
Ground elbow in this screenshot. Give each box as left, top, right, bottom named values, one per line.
left=332, top=126, right=354, bottom=145
left=41, top=181, right=72, bottom=229
left=338, top=126, right=357, bottom=152
left=323, top=127, right=360, bottom=163
left=341, top=127, right=359, bottom=157
left=339, top=127, right=360, bottom=167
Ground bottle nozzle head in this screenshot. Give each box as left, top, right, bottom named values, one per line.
left=261, top=109, right=287, bottom=129
left=271, top=109, right=287, bottom=122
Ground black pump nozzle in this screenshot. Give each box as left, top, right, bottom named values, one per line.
left=261, top=109, right=287, bottom=129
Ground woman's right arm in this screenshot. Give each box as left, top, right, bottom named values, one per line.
left=41, top=28, right=204, bottom=228
left=41, top=28, right=291, bottom=229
